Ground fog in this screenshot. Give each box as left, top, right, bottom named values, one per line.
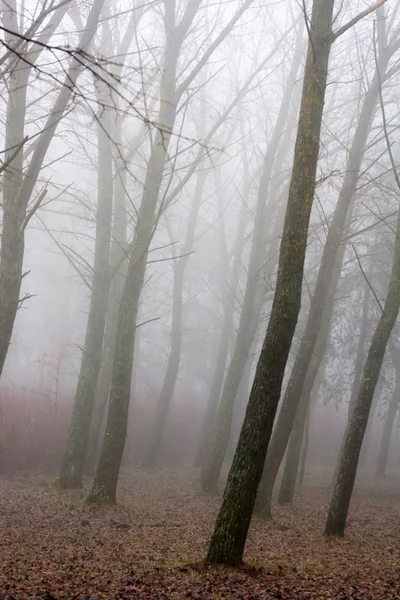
left=1, top=0, right=400, bottom=595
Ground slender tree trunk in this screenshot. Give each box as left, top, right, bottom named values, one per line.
left=278, top=363, right=323, bottom=503
left=142, top=171, right=207, bottom=467
left=0, top=0, right=71, bottom=376
left=325, top=207, right=400, bottom=536
left=86, top=0, right=204, bottom=502
left=297, top=404, right=310, bottom=485
left=376, top=376, right=400, bottom=475
left=194, top=148, right=251, bottom=468
left=256, top=39, right=391, bottom=517
left=84, top=126, right=128, bottom=475
left=329, top=275, right=372, bottom=487
left=205, top=0, right=335, bottom=566
left=349, top=279, right=371, bottom=419
left=55, top=68, right=113, bottom=489
left=200, top=30, right=303, bottom=492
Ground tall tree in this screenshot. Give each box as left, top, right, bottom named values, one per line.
left=86, top=0, right=257, bottom=503
left=205, top=0, right=336, bottom=566
left=0, top=0, right=105, bottom=379
left=256, top=4, right=395, bottom=516
left=200, top=23, right=304, bottom=491
left=325, top=39, right=400, bottom=536
left=56, top=3, right=145, bottom=487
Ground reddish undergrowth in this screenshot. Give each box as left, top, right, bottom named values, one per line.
left=1, top=468, right=400, bottom=598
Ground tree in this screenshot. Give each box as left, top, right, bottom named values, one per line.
left=86, top=0, right=257, bottom=503
left=256, top=3, right=396, bottom=516
left=200, top=20, right=304, bottom=491
left=55, top=1, right=145, bottom=489
left=0, top=0, right=105, bottom=379
left=376, top=346, right=400, bottom=475
left=205, top=0, right=336, bottom=566
left=325, top=38, right=400, bottom=536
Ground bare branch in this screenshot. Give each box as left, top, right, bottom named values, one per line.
left=333, top=0, right=388, bottom=40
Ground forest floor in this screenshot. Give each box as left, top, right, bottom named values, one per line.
left=1, top=467, right=400, bottom=599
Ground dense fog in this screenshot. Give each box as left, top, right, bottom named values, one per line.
left=2, top=0, right=400, bottom=595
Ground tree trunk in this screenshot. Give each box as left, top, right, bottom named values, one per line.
left=278, top=363, right=323, bottom=503
left=205, top=0, right=335, bottom=566
left=200, top=28, right=303, bottom=492
left=84, top=125, right=128, bottom=476
left=142, top=170, right=207, bottom=467
left=376, top=376, right=400, bottom=475
left=349, top=279, right=371, bottom=419
left=86, top=0, right=204, bottom=502
left=0, top=0, right=71, bottom=377
left=325, top=206, right=400, bottom=537
left=255, top=37, right=391, bottom=517
left=55, top=67, right=114, bottom=489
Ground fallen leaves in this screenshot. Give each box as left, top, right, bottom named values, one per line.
left=0, top=468, right=400, bottom=598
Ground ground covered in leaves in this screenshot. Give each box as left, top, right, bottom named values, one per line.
left=1, top=468, right=400, bottom=599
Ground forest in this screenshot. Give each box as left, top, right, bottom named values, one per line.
left=1, top=0, right=400, bottom=597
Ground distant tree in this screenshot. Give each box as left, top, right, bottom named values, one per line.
left=325, top=38, right=400, bottom=536
left=55, top=1, right=145, bottom=490
left=200, top=20, right=304, bottom=492
left=86, top=0, right=257, bottom=503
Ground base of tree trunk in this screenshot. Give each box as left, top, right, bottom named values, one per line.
left=86, top=480, right=116, bottom=504
left=54, top=466, right=83, bottom=490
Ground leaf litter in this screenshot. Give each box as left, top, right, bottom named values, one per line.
left=1, top=468, right=400, bottom=599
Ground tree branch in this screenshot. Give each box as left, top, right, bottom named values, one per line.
left=333, top=0, right=388, bottom=41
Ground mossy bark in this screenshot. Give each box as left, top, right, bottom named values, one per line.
left=325, top=206, right=400, bottom=537
left=205, top=0, right=335, bottom=566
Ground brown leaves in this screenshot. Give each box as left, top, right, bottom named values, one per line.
left=0, top=469, right=400, bottom=598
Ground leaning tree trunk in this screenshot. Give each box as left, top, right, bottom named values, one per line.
left=325, top=206, right=400, bottom=536
left=200, top=30, right=303, bottom=492
left=205, top=0, right=335, bottom=566
left=55, top=70, right=113, bottom=489
left=0, top=0, right=73, bottom=377
left=256, top=37, right=391, bottom=517
left=376, top=370, right=400, bottom=475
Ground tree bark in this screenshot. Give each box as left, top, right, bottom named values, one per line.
left=84, top=124, right=128, bottom=476
left=325, top=206, right=400, bottom=536
left=205, top=0, right=335, bottom=566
